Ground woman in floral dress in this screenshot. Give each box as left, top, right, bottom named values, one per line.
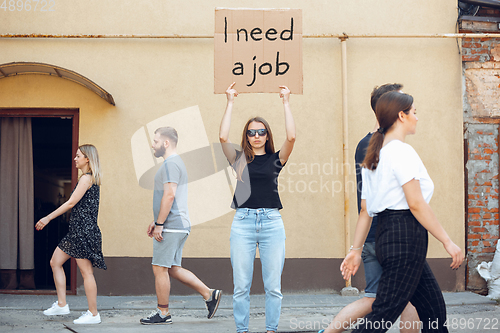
left=36, top=144, right=106, bottom=325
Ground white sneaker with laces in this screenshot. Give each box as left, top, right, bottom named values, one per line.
left=43, top=301, right=70, bottom=316
left=73, top=310, right=101, bottom=324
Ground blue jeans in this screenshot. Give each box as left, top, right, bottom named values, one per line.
left=230, top=208, right=286, bottom=333
left=361, top=242, right=382, bottom=298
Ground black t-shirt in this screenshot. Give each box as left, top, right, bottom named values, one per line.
left=355, top=132, right=377, bottom=242
left=231, top=151, right=285, bottom=209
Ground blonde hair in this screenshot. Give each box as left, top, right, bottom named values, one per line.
left=79, top=144, right=102, bottom=185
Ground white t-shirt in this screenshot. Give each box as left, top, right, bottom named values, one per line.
left=361, top=140, right=434, bottom=217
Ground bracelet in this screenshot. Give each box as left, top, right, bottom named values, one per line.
left=155, top=222, right=164, bottom=226
left=349, top=245, right=364, bottom=251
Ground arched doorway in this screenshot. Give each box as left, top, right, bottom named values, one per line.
left=0, top=62, right=114, bottom=295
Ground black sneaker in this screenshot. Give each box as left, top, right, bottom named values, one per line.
left=140, top=309, right=172, bottom=325
left=205, top=289, right=222, bottom=319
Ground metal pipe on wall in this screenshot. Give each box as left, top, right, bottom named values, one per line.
left=340, top=36, right=351, bottom=288
left=2, top=33, right=500, bottom=39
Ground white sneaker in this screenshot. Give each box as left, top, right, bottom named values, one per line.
left=73, top=310, right=101, bottom=324
left=43, top=301, right=70, bottom=316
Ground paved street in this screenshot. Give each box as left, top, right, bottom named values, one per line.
left=1, top=292, right=499, bottom=332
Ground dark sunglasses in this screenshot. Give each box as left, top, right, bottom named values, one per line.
left=247, top=129, right=267, bottom=137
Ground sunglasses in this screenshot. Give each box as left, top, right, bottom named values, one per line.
left=247, top=129, right=267, bottom=137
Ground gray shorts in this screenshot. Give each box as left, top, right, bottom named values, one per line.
left=152, top=232, right=189, bottom=268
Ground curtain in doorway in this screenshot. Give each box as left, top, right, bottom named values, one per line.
left=0, top=117, right=35, bottom=289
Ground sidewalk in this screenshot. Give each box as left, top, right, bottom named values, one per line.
left=0, top=292, right=498, bottom=332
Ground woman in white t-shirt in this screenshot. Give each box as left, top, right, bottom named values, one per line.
left=340, top=91, right=463, bottom=333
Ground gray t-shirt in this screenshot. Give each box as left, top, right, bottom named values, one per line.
left=153, top=154, right=191, bottom=232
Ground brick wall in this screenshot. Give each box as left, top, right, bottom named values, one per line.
left=476, top=8, right=500, bottom=16
left=463, top=31, right=500, bottom=292
left=465, top=124, right=500, bottom=292
left=462, top=37, right=500, bottom=62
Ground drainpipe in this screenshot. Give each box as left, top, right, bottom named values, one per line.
left=340, top=34, right=358, bottom=294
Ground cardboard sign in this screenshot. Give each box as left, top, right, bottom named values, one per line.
left=214, top=8, right=302, bottom=94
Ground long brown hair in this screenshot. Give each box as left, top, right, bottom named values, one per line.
left=234, top=117, right=275, bottom=180
left=362, top=91, right=414, bottom=170
left=370, top=83, right=403, bottom=112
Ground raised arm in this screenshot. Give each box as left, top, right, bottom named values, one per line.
left=219, top=82, right=238, bottom=164
left=340, top=199, right=373, bottom=280
left=278, top=86, right=296, bottom=165
left=403, top=179, right=464, bottom=269
left=35, top=174, right=92, bottom=230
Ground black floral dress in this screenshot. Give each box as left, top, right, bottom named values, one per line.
left=58, top=183, right=107, bottom=270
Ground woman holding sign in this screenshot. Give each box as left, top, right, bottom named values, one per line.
left=219, top=82, right=295, bottom=333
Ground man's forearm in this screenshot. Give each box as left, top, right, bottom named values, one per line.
left=156, top=194, right=174, bottom=224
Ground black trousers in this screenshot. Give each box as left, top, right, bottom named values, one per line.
left=352, top=209, right=448, bottom=333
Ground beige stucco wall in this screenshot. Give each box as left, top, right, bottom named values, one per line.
left=0, top=0, right=464, bottom=260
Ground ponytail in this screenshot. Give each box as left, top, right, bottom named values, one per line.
left=362, top=91, right=413, bottom=171
left=362, top=131, right=385, bottom=170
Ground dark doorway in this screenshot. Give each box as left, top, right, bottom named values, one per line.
left=0, top=109, right=79, bottom=294
left=32, top=117, right=73, bottom=290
